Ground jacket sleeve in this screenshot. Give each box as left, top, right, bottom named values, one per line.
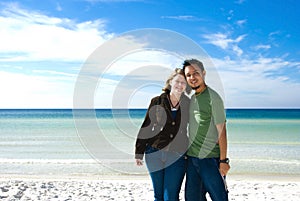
left=134, top=97, right=158, bottom=159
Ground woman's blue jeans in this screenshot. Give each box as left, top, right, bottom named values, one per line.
left=185, top=157, right=228, bottom=201
left=145, top=146, right=187, bottom=201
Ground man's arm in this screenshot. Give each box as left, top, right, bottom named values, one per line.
left=216, top=122, right=230, bottom=176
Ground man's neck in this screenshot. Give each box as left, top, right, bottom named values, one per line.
left=195, top=84, right=207, bottom=95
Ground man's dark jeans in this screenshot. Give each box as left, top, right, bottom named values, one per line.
left=185, top=157, right=228, bottom=201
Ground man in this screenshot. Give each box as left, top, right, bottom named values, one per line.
left=182, top=59, right=230, bottom=201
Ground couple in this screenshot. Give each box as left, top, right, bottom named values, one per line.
left=135, top=59, right=230, bottom=201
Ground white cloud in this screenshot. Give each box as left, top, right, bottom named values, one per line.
left=0, top=4, right=191, bottom=109
left=212, top=57, right=300, bottom=108
left=227, top=10, right=234, bottom=21
left=56, top=2, right=63, bottom=11
left=269, top=31, right=281, bottom=38
left=161, top=15, right=201, bottom=21
left=32, top=70, right=77, bottom=78
left=93, top=50, right=184, bottom=108
left=0, top=3, right=113, bottom=62
left=234, top=0, right=246, bottom=4
left=85, top=0, right=145, bottom=3
left=236, top=19, right=247, bottom=27
left=203, top=33, right=246, bottom=56
left=0, top=4, right=115, bottom=108
left=0, top=71, right=75, bottom=108
left=253, top=44, right=271, bottom=51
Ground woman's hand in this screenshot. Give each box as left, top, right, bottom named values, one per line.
left=136, top=159, right=143, bottom=166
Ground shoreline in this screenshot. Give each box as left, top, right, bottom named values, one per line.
left=0, top=172, right=299, bottom=181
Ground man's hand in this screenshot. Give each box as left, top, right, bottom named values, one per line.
left=219, top=163, right=230, bottom=176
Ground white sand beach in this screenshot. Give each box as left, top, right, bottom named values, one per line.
left=0, top=174, right=299, bottom=201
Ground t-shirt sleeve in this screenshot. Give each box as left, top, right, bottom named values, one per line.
left=212, top=96, right=226, bottom=125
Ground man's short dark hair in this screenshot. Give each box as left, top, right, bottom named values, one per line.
left=182, top=59, right=205, bottom=73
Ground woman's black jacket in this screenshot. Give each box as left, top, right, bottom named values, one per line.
left=135, top=92, right=190, bottom=160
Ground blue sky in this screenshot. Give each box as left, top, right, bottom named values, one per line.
left=0, top=0, right=299, bottom=108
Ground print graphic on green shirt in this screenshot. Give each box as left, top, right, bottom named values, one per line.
left=187, top=87, right=226, bottom=158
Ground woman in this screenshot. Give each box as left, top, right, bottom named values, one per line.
left=135, top=68, right=191, bottom=201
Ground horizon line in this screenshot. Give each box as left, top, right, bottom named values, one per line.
left=0, top=107, right=300, bottom=110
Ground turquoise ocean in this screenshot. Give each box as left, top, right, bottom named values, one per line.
left=0, top=109, right=299, bottom=177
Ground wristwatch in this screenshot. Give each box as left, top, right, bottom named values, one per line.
left=219, top=158, right=230, bottom=164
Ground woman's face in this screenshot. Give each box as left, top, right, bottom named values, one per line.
left=170, top=74, right=187, bottom=94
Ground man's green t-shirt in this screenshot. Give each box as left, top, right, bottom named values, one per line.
left=187, top=86, right=226, bottom=158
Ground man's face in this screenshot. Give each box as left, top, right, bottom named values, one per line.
left=184, top=65, right=205, bottom=89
